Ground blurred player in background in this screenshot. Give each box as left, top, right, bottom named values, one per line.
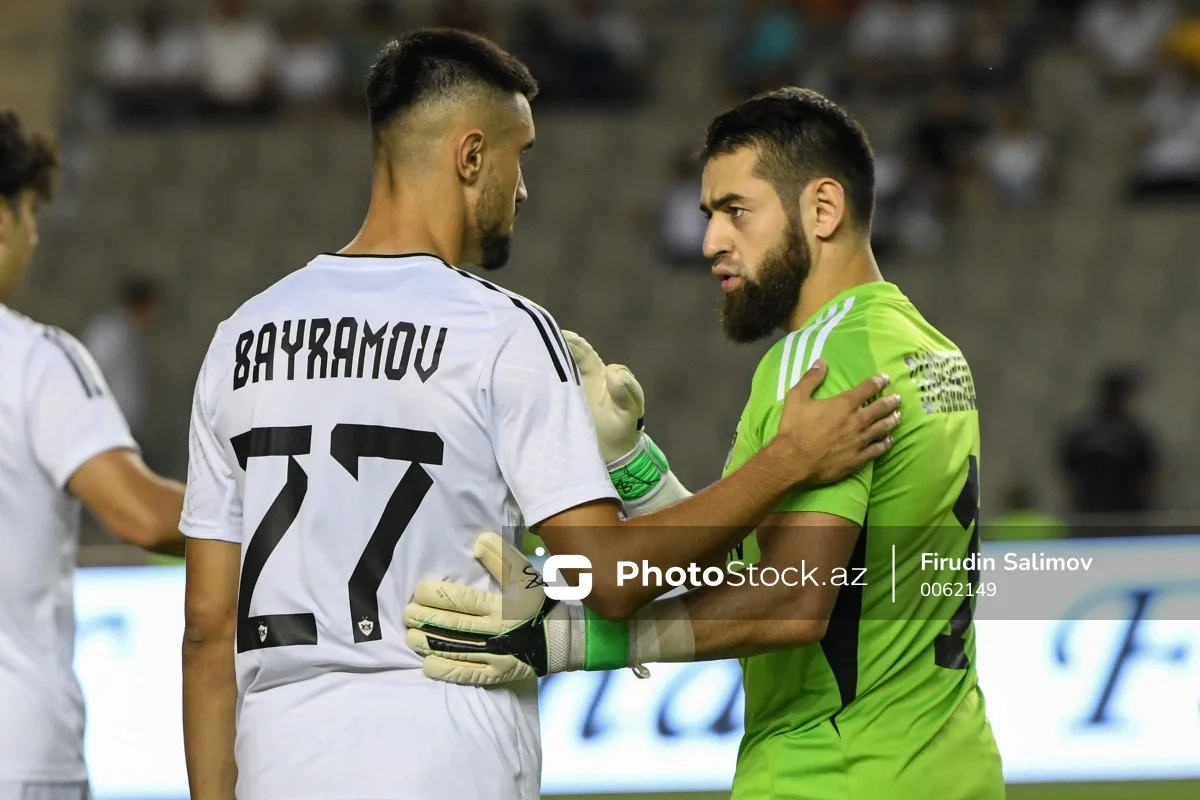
left=405, top=88, right=1004, bottom=800
left=0, top=111, right=185, bottom=800
left=178, top=31, right=900, bottom=800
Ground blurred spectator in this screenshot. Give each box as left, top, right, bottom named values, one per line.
left=510, top=3, right=574, bottom=103
left=277, top=6, right=343, bottom=114
left=196, top=0, right=279, bottom=120
left=657, top=148, right=708, bottom=268
left=81, top=277, right=164, bottom=439
left=1038, top=0, right=1092, bottom=39
left=908, top=83, right=986, bottom=217
left=848, top=0, right=955, bottom=90
left=513, top=0, right=648, bottom=106
left=560, top=0, right=650, bottom=105
left=981, top=99, right=1054, bottom=205
left=1059, top=366, right=1159, bottom=515
left=1127, top=65, right=1200, bottom=200
left=342, top=0, right=399, bottom=92
left=795, top=0, right=862, bottom=27
left=956, top=1, right=1035, bottom=98
left=869, top=144, right=914, bottom=257
left=1078, top=0, right=1176, bottom=92
left=1163, top=0, right=1200, bottom=71
left=96, top=1, right=198, bottom=125
left=435, top=0, right=492, bottom=36
left=722, top=0, right=807, bottom=98
left=986, top=482, right=1066, bottom=541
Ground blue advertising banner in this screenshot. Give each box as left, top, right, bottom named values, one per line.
left=73, top=538, right=1200, bottom=797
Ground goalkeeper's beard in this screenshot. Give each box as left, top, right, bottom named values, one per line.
left=720, top=214, right=811, bottom=343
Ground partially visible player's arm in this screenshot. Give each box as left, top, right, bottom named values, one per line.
left=179, top=347, right=242, bottom=800
left=648, top=512, right=859, bottom=662
left=487, top=314, right=896, bottom=622
left=69, top=451, right=186, bottom=555
left=536, top=368, right=892, bottom=622
left=24, top=328, right=185, bottom=555
left=404, top=515, right=858, bottom=684
left=182, top=538, right=239, bottom=800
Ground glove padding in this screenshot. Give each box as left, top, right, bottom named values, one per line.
left=563, top=331, right=645, bottom=464
left=403, top=532, right=576, bottom=685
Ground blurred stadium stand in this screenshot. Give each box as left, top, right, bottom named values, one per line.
left=6, top=0, right=1200, bottom=555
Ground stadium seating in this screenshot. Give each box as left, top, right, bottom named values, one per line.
left=17, top=1, right=1200, bottom=548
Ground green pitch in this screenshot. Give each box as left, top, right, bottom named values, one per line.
left=548, top=782, right=1200, bottom=800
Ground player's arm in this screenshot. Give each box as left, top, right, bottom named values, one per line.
left=627, top=351, right=876, bottom=664
left=481, top=312, right=895, bottom=622
left=404, top=337, right=880, bottom=684
left=24, top=329, right=185, bottom=555
left=182, top=539, right=239, bottom=800
left=533, top=364, right=891, bottom=622
left=68, top=451, right=186, bottom=555
left=404, top=513, right=859, bottom=684
left=667, top=512, right=859, bottom=660
left=178, top=353, right=241, bottom=800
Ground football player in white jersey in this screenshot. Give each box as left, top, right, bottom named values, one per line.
left=180, top=30, right=900, bottom=800
left=0, top=112, right=186, bottom=800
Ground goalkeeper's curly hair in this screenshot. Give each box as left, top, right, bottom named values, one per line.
left=0, top=111, right=59, bottom=202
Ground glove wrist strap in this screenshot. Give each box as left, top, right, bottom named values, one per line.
left=581, top=607, right=632, bottom=671
left=546, top=602, right=588, bottom=673
left=628, top=597, right=696, bottom=678
left=607, top=433, right=669, bottom=502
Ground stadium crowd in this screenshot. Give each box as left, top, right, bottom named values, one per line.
left=82, top=0, right=1200, bottom=259
left=88, top=0, right=650, bottom=121
left=37, top=0, right=1199, bottom=551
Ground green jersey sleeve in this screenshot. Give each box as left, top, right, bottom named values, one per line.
left=742, top=296, right=880, bottom=525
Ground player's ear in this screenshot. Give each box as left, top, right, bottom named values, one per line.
left=457, top=130, right=486, bottom=185
left=809, top=178, right=847, bottom=241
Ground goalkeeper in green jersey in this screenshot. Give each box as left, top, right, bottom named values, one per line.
left=404, top=87, right=1003, bottom=799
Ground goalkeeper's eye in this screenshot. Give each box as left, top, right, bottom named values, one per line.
left=729, top=207, right=746, bottom=219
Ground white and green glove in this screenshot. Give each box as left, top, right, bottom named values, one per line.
left=563, top=331, right=692, bottom=516
left=403, top=532, right=695, bottom=686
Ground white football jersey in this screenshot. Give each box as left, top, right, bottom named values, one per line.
left=0, top=304, right=136, bottom=782
left=180, top=254, right=617, bottom=800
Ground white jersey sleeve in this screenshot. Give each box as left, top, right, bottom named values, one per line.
left=180, top=350, right=242, bottom=543
left=25, top=327, right=137, bottom=488
left=485, top=308, right=617, bottom=526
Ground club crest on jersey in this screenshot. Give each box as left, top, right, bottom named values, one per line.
left=358, top=616, right=375, bottom=637
left=257, top=622, right=268, bottom=643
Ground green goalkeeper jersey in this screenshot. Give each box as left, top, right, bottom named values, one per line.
left=721, top=281, right=1003, bottom=800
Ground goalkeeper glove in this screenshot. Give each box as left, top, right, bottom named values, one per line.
left=403, top=532, right=694, bottom=686
left=563, top=331, right=692, bottom=516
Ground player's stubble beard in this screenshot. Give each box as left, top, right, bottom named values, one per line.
left=475, top=172, right=514, bottom=272
left=720, top=213, right=811, bottom=343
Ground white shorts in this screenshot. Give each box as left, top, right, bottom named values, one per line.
left=0, top=783, right=89, bottom=800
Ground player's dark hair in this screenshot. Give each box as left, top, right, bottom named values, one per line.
left=701, top=88, right=875, bottom=230
left=0, top=111, right=58, bottom=202
left=365, top=29, right=538, bottom=134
